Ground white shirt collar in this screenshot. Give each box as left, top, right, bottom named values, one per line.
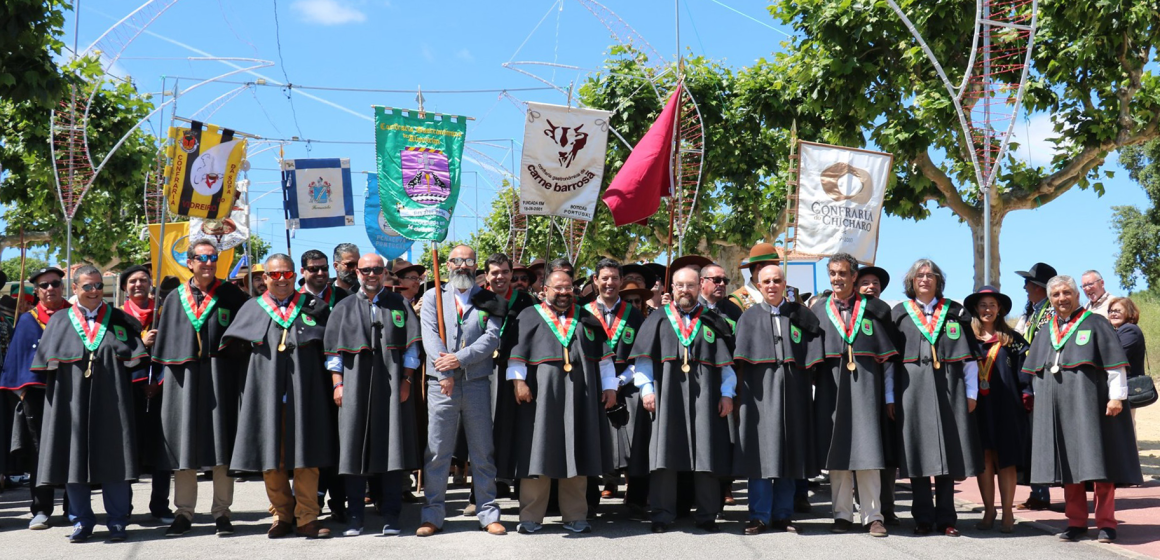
left=915, top=297, right=938, bottom=314
left=77, top=300, right=103, bottom=317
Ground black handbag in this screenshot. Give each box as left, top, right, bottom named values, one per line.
left=1128, top=375, right=1157, bottom=408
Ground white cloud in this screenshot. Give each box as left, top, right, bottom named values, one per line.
left=1007, top=112, right=1066, bottom=168
left=290, top=0, right=367, bottom=25
left=455, top=48, right=474, bottom=63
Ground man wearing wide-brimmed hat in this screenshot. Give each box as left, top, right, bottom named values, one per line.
left=1011, top=261, right=1056, bottom=512
left=729, top=243, right=802, bottom=311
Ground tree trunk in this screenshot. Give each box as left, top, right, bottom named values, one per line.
left=968, top=211, right=1003, bottom=291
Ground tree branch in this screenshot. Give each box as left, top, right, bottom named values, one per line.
left=914, top=150, right=980, bottom=222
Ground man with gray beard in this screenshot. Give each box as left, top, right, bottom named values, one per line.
left=416, top=245, right=507, bottom=536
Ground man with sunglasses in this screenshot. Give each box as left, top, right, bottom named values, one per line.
left=224, top=254, right=335, bottom=539
left=153, top=239, right=249, bottom=538
left=324, top=253, right=422, bottom=537
left=511, top=263, right=532, bottom=294
left=331, top=243, right=361, bottom=294
left=699, top=264, right=742, bottom=323
left=1, top=266, right=71, bottom=530
left=416, top=245, right=507, bottom=537
left=32, top=265, right=147, bottom=543
left=298, top=249, right=351, bottom=524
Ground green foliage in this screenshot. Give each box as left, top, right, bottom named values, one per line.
left=0, top=0, right=74, bottom=107
left=1, top=255, right=49, bottom=283
left=0, top=55, right=159, bottom=266
left=233, top=235, right=272, bottom=268
left=1112, top=141, right=1160, bottom=292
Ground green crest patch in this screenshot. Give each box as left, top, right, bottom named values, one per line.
left=114, top=325, right=128, bottom=341
left=217, top=308, right=231, bottom=327
left=1076, top=330, right=1091, bottom=346
left=861, top=319, right=873, bottom=336
left=946, top=322, right=961, bottom=340
left=791, top=325, right=802, bottom=344
left=725, top=318, right=737, bottom=334
left=704, top=328, right=716, bottom=343
left=302, top=315, right=317, bottom=326
left=585, top=327, right=595, bottom=341
left=623, top=327, right=636, bottom=345
left=391, top=310, right=405, bottom=328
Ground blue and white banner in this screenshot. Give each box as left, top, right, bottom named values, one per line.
left=365, top=174, right=414, bottom=260
left=282, top=158, right=355, bottom=230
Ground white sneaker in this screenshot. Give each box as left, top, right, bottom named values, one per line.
left=343, top=527, right=363, bottom=537
left=381, top=525, right=401, bottom=536
left=517, top=521, right=543, bottom=534
left=29, top=513, right=49, bottom=530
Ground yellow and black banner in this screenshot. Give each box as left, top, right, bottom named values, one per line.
left=164, top=121, right=246, bottom=219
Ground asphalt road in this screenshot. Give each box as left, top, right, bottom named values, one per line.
left=0, top=475, right=1133, bottom=560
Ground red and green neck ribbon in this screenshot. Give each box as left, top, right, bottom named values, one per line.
left=68, top=303, right=111, bottom=352
left=825, top=294, right=865, bottom=345
left=904, top=298, right=948, bottom=345
left=535, top=302, right=578, bottom=347
left=663, top=303, right=703, bottom=348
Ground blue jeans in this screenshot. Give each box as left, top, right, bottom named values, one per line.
left=346, top=472, right=403, bottom=528
left=748, top=478, right=795, bottom=523
left=66, top=482, right=132, bottom=529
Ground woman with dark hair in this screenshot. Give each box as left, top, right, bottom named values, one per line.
left=965, top=286, right=1030, bottom=534
left=1107, top=296, right=1146, bottom=427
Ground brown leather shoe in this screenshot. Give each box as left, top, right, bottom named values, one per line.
left=485, top=522, right=507, bottom=535
left=744, top=520, right=767, bottom=535
left=868, top=520, right=888, bottom=537
left=297, top=520, right=332, bottom=539
left=415, top=522, right=441, bottom=537
left=268, top=520, right=294, bottom=539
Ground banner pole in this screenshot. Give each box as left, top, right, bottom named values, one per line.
left=17, top=227, right=27, bottom=316
left=279, top=146, right=293, bottom=257
left=431, top=242, right=447, bottom=345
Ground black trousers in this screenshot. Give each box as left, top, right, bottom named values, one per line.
left=651, top=470, right=720, bottom=524
left=910, top=475, right=956, bottom=528
left=20, top=389, right=67, bottom=516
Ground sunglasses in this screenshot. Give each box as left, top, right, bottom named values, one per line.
left=624, top=297, right=643, bottom=305
left=37, top=280, right=63, bottom=290
left=400, top=275, right=421, bottom=282
left=359, top=266, right=386, bottom=275
left=340, top=261, right=358, bottom=269
left=79, top=282, right=104, bottom=293
left=190, top=254, right=219, bottom=263
left=512, top=275, right=530, bottom=282
left=702, top=276, right=729, bottom=285
left=303, top=265, right=328, bottom=274
left=266, top=271, right=295, bottom=281
left=448, top=257, right=476, bottom=267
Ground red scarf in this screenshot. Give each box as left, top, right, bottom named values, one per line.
left=33, top=301, right=71, bottom=329
left=123, top=297, right=154, bottom=327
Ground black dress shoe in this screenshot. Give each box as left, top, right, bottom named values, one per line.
left=1058, top=526, right=1087, bottom=541
left=770, top=519, right=794, bottom=533
left=793, top=494, right=812, bottom=514
left=883, top=512, right=901, bottom=526
left=328, top=499, right=348, bottom=524
left=165, top=516, right=192, bottom=538
left=696, top=521, right=721, bottom=533
left=215, top=516, right=234, bottom=536
left=744, top=520, right=767, bottom=535
left=651, top=522, right=668, bottom=533
left=914, top=523, right=934, bottom=535
left=831, top=519, right=854, bottom=533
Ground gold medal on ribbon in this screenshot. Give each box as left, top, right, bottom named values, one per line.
left=682, top=346, right=691, bottom=373
left=493, top=350, right=500, bottom=359
left=84, top=353, right=94, bottom=378
left=563, top=344, right=573, bottom=372
left=931, top=342, right=940, bottom=370
left=846, top=346, right=857, bottom=371
left=277, top=328, right=288, bottom=352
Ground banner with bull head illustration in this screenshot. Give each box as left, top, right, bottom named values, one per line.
left=164, top=121, right=246, bottom=219
left=281, top=157, right=355, bottom=230
left=373, top=107, right=468, bottom=242
left=518, top=102, right=611, bottom=221
left=794, top=141, right=894, bottom=264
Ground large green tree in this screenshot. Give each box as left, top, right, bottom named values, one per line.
left=758, top=0, right=1160, bottom=288
left=1112, top=140, right=1160, bottom=292
left=0, top=55, right=159, bottom=269
left=0, top=0, right=73, bottom=107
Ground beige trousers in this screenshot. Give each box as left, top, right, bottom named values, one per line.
left=519, top=476, right=587, bottom=523
left=174, top=465, right=234, bottom=521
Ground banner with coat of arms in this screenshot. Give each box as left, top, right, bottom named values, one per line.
left=164, top=121, right=247, bottom=219
left=148, top=222, right=235, bottom=282
left=519, top=102, right=611, bottom=220
left=794, top=141, right=893, bottom=264
left=281, top=157, right=355, bottom=230
left=365, top=174, right=414, bottom=260
left=373, top=107, right=468, bottom=242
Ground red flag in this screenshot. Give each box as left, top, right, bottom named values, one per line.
left=601, top=85, right=681, bottom=226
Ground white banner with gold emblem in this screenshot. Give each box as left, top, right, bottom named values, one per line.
left=519, top=102, right=611, bottom=220
left=795, top=141, right=893, bottom=264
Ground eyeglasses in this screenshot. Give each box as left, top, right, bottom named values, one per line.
left=266, top=271, right=295, bottom=281
left=190, top=254, right=219, bottom=263
left=79, top=282, right=104, bottom=293
left=702, top=276, right=729, bottom=285
left=400, top=275, right=421, bottom=282
left=303, top=265, right=328, bottom=274
left=1108, top=309, right=1123, bottom=315
left=36, top=280, right=63, bottom=290
left=673, top=283, right=699, bottom=290
left=448, top=257, right=476, bottom=267
left=1081, top=282, right=1100, bottom=289
left=358, top=266, right=386, bottom=275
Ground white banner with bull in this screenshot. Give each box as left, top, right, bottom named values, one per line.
left=519, top=102, right=611, bottom=221
left=795, top=141, right=894, bottom=264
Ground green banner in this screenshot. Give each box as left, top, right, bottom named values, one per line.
left=374, top=107, right=468, bottom=242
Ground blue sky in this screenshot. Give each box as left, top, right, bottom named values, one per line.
left=13, top=0, right=1148, bottom=304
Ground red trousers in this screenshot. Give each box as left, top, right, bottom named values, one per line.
left=1063, top=482, right=1117, bottom=529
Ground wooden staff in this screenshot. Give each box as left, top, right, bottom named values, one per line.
left=431, top=243, right=447, bottom=345
left=16, top=227, right=27, bottom=315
